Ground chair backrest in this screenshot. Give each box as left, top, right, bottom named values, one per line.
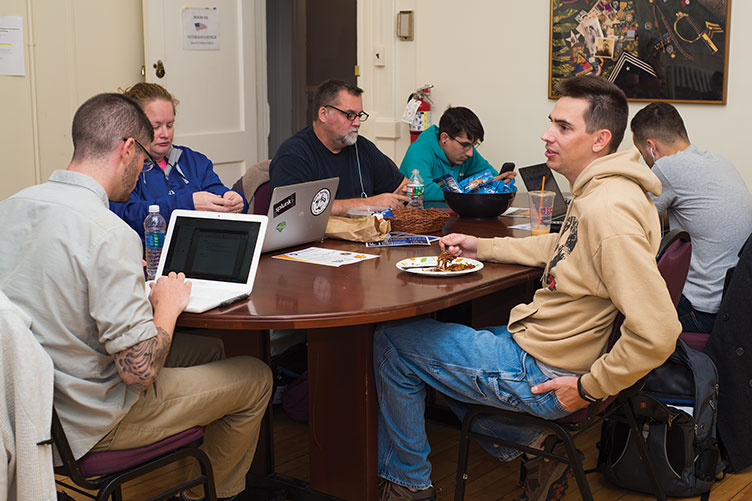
left=231, top=159, right=271, bottom=214
left=252, top=181, right=271, bottom=215
left=655, top=229, right=692, bottom=307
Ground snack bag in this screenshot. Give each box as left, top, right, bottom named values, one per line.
left=373, top=209, right=394, bottom=222
left=433, top=174, right=463, bottom=193
left=474, top=177, right=517, bottom=194
left=459, top=169, right=495, bottom=193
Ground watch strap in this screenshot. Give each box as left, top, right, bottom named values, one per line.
left=577, top=375, right=598, bottom=403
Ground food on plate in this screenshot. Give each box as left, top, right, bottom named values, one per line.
left=435, top=250, right=474, bottom=272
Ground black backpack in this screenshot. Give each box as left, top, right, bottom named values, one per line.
left=598, top=338, right=725, bottom=498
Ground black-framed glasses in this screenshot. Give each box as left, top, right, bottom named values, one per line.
left=450, top=136, right=480, bottom=151
left=324, top=105, right=369, bottom=122
left=122, top=137, right=156, bottom=173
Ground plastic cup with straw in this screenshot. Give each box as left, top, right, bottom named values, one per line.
left=537, top=175, right=546, bottom=231
left=529, top=175, right=554, bottom=235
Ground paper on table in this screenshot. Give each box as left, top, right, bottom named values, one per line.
left=502, top=207, right=529, bottom=218
left=272, top=247, right=379, bottom=267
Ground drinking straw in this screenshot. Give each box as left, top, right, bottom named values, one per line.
left=537, top=176, right=546, bottom=229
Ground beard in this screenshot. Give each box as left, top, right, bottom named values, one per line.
left=111, top=156, right=142, bottom=202
left=341, top=128, right=359, bottom=146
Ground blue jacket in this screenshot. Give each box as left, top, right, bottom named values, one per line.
left=110, top=145, right=248, bottom=239
left=399, top=125, right=497, bottom=201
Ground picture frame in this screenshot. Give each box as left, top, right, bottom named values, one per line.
left=549, top=0, right=731, bottom=103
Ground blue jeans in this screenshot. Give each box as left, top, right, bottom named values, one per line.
left=677, top=295, right=717, bottom=334
left=374, top=318, right=571, bottom=490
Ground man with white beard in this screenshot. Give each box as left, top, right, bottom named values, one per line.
left=270, top=79, right=409, bottom=216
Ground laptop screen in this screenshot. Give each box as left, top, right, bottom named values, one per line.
left=162, top=216, right=262, bottom=283
left=518, top=163, right=568, bottom=217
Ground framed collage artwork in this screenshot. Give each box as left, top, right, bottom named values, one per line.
left=549, top=0, right=730, bottom=103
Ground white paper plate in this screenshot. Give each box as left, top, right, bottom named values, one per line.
left=396, top=256, right=484, bottom=276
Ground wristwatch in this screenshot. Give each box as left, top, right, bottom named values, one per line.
left=577, top=375, right=598, bottom=403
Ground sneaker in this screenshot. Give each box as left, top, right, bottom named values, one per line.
left=377, top=479, right=437, bottom=501
left=513, top=436, right=575, bottom=501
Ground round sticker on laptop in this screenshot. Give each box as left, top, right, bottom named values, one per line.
left=311, top=188, right=332, bottom=216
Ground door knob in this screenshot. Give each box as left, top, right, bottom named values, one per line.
left=153, top=60, right=166, bottom=78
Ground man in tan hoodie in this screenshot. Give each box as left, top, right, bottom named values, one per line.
left=373, top=76, right=681, bottom=501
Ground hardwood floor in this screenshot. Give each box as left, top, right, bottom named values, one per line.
left=271, top=411, right=752, bottom=501
left=56, top=408, right=752, bottom=500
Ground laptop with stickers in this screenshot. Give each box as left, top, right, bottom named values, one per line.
left=262, top=177, right=339, bottom=253
left=518, top=163, right=569, bottom=231
left=154, top=210, right=268, bottom=313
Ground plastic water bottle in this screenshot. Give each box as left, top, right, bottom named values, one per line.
left=407, top=169, right=424, bottom=209
left=144, top=205, right=166, bottom=281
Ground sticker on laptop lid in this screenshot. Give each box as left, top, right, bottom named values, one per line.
left=273, top=193, right=296, bottom=218
left=311, top=188, right=332, bottom=216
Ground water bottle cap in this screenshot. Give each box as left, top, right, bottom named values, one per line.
left=148, top=204, right=160, bottom=213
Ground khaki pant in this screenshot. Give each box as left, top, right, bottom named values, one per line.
left=93, top=333, right=273, bottom=498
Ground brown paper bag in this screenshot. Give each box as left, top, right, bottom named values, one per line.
left=324, top=216, right=391, bottom=242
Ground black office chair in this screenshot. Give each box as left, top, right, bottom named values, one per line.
left=454, top=230, right=692, bottom=501
left=52, top=408, right=217, bottom=501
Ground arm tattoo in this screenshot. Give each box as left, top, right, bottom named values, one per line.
left=114, top=327, right=172, bottom=391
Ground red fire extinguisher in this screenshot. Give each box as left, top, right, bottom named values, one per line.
left=408, top=85, right=433, bottom=143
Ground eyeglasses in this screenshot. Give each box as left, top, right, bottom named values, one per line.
left=450, top=136, right=481, bottom=151
left=324, top=105, right=369, bottom=122
left=122, top=137, right=156, bottom=173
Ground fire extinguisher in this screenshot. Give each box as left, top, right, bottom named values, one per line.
left=408, top=85, right=433, bottom=143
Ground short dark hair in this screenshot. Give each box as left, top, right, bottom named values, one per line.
left=71, top=93, right=153, bottom=163
left=553, top=76, right=628, bottom=153
left=630, top=102, right=689, bottom=145
left=438, top=106, right=485, bottom=143
left=313, top=79, right=363, bottom=121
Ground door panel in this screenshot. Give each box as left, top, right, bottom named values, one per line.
left=143, top=0, right=266, bottom=186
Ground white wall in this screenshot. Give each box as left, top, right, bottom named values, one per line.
left=358, top=1, right=752, bottom=191
left=1, top=0, right=145, bottom=200
left=4, top=1, right=750, bottom=201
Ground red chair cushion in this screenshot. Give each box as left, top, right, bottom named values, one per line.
left=75, top=426, right=204, bottom=478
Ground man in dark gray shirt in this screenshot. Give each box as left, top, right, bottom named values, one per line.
left=631, top=102, right=752, bottom=333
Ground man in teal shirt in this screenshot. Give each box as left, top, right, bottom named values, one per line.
left=399, top=106, right=515, bottom=201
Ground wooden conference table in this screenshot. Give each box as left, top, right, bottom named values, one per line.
left=177, top=209, right=542, bottom=501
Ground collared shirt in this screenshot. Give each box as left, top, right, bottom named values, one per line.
left=0, top=170, right=157, bottom=459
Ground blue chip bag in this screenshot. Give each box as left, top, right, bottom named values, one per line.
left=474, top=177, right=517, bottom=194
left=433, top=174, right=463, bottom=193
left=459, top=169, right=495, bottom=193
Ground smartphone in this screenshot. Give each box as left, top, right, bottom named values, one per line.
left=500, top=162, right=516, bottom=173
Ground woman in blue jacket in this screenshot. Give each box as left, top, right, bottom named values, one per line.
left=111, top=83, right=247, bottom=239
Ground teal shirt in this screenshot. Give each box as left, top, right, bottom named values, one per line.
left=399, top=125, right=497, bottom=201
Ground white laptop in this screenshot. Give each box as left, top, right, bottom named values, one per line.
left=262, top=177, right=339, bottom=252
left=153, top=210, right=268, bottom=313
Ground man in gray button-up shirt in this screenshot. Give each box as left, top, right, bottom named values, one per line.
left=0, top=94, right=272, bottom=500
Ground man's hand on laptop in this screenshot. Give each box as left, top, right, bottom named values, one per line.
left=149, top=272, right=192, bottom=315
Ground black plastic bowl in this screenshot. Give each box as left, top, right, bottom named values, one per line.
left=443, top=190, right=517, bottom=218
